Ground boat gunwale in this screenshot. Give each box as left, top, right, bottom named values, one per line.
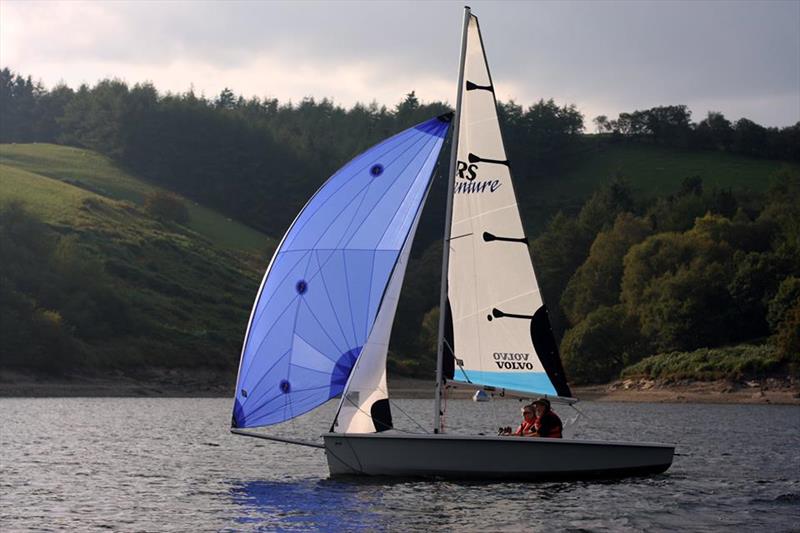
left=322, top=432, right=675, bottom=449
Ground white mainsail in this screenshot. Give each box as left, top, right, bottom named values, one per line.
left=444, top=14, right=571, bottom=398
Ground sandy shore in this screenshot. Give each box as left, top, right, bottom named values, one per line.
left=389, top=377, right=800, bottom=404
left=1, top=371, right=797, bottom=404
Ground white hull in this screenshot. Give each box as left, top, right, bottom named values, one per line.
left=323, top=432, right=674, bottom=480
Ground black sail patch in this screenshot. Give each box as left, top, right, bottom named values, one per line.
left=530, top=305, right=572, bottom=398
left=370, top=399, right=393, bottom=432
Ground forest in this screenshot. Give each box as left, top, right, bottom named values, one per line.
left=1, top=67, right=798, bottom=383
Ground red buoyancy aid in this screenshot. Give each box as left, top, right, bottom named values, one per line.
left=513, top=418, right=536, bottom=436
left=535, top=410, right=563, bottom=438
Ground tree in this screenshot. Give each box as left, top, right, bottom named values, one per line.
left=560, top=305, right=645, bottom=384
left=593, top=115, right=610, bottom=133
left=732, top=118, right=768, bottom=157
left=394, top=91, right=420, bottom=124
left=561, top=213, right=651, bottom=325
left=773, top=302, right=800, bottom=374
left=693, top=111, right=733, bottom=151
left=144, top=191, right=190, bottom=224
left=532, top=212, right=591, bottom=335
left=768, top=276, right=800, bottom=333
left=215, top=87, right=236, bottom=110
left=621, top=215, right=742, bottom=352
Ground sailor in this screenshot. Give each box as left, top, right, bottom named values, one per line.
left=531, top=397, right=563, bottom=438
left=498, top=404, right=537, bottom=436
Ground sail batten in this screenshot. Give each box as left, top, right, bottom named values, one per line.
left=233, top=116, right=450, bottom=429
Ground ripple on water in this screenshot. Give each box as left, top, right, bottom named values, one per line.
left=1, top=398, right=798, bottom=531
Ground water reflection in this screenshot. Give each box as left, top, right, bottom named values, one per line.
left=225, top=476, right=603, bottom=531
left=227, top=479, right=388, bottom=531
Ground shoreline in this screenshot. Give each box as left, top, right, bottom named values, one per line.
left=1, top=371, right=797, bottom=404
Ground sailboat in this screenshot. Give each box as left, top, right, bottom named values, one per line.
left=231, top=7, right=674, bottom=480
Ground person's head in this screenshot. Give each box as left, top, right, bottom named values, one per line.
left=532, top=398, right=550, bottom=416
left=521, top=404, right=535, bottom=420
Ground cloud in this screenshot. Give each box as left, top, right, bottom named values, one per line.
left=1, top=0, right=797, bottom=126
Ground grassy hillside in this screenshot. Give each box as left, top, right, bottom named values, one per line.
left=0, top=149, right=273, bottom=375
left=517, top=139, right=798, bottom=232
left=564, top=139, right=792, bottom=195
left=0, top=144, right=271, bottom=252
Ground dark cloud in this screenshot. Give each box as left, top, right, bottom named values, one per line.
left=2, top=0, right=798, bottom=126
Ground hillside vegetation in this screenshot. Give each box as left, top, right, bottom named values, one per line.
left=1, top=67, right=798, bottom=385
left=0, top=143, right=270, bottom=252
left=0, top=161, right=268, bottom=375
left=516, top=139, right=797, bottom=231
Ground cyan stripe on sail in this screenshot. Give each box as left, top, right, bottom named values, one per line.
left=233, top=116, right=451, bottom=429
left=453, top=369, right=558, bottom=397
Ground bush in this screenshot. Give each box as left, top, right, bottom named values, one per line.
left=621, top=344, right=782, bottom=382
left=773, top=302, right=800, bottom=375
left=143, top=191, right=189, bottom=224
left=768, top=276, right=800, bottom=332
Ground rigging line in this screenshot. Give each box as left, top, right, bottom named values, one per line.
left=352, top=381, right=430, bottom=435
left=570, top=401, right=588, bottom=421
left=337, top=391, right=428, bottom=435
left=442, top=338, right=474, bottom=385
left=230, top=429, right=324, bottom=449
left=387, top=399, right=430, bottom=434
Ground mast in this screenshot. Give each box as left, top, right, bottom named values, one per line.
left=434, top=5, right=470, bottom=434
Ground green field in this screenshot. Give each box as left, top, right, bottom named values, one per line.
left=1, top=154, right=268, bottom=372
left=514, top=139, right=798, bottom=232
left=560, top=140, right=794, bottom=196
left=0, top=143, right=271, bottom=252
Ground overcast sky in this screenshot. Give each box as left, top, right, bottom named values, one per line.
left=2, top=0, right=798, bottom=127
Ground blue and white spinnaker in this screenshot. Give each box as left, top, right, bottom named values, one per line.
left=232, top=116, right=451, bottom=429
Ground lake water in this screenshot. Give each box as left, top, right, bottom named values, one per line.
left=1, top=397, right=798, bottom=532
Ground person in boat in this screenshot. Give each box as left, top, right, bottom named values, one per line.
left=531, top=397, right=563, bottom=438
left=498, top=404, right=537, bottom=436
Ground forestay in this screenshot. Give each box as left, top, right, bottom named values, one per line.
left=445, top=14, right=571, bottom=398
left=233, top=116, right=451, bottom=429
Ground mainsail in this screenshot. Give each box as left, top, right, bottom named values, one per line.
left=233, top=116, right=451, bottom=429
left=444, top=14, right=571, bottom=398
